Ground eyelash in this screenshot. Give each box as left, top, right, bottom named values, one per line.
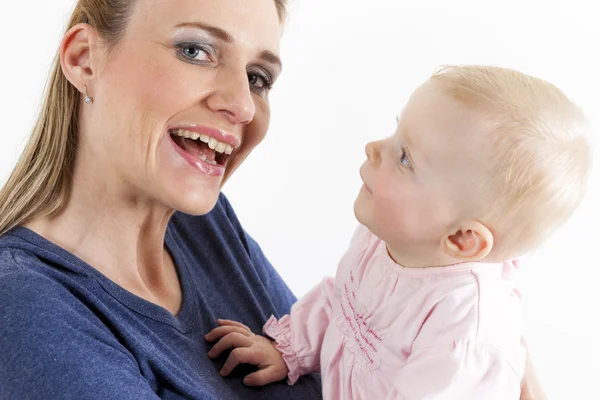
left=399, top=147, right=412, bottom=169
left=176, top=42, right=214, bottom=63
left=175, top=42, right=274, bottom=95
left=247, top=68, right=273, bottom=94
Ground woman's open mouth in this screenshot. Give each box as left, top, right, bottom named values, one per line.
left=170, top=128, right=233, bottom=168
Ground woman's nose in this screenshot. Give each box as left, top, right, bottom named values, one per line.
left=207, top=69, right=256, bottom=125
left=365, top=141, right=382, bottom=166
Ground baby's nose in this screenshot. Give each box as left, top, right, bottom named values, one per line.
left=365, top=141, right=382, bottom=166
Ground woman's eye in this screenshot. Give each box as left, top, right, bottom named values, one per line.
left=248, top=72, right=273, bottom=94
left=178, top=44, right=211, bottom=62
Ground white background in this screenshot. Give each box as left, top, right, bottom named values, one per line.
left=1, top=0, right=599, bottom=398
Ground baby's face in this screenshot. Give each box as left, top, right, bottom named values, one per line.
left=354, top=80, right=493, bottom=266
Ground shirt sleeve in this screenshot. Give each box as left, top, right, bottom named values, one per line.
left=385, top=339, right=522, bottom=400
left=262, top=277, right=335, bottom=385
left=0, top=271, right=162, bottom=400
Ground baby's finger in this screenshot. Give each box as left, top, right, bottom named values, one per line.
left=208, top=332, right=252, bottom=359
left=217, top=319, right=251, bottom=331
left=205, top=326, right=252, bottom=342
left=243, top=366, right=283, bottom=387
left=219, top=347, right=262, bottom=376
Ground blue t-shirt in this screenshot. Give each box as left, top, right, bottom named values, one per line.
left=0, top=194, right=322, bottom=399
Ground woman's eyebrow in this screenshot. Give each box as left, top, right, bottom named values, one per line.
left=259, top=50, right=282, bottom=71
left=174, top=21, right=282, bottom=71
left=175, top=21, right=233, bottom=43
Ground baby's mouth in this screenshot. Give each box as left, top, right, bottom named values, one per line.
left=169, top=128, right=233, bottom=166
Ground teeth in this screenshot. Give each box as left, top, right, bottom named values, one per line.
left=173, top=129, right=235, bottom=155
left=178, top=129, right=188, bottom=139
left=198, top=153, right=215, bottom=165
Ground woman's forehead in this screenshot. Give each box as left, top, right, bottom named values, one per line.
left=129, top=0, right=282, bottom=53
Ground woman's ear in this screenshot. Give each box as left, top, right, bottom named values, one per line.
left=60, top=23, right=99, bottom=92
left=441, top=220, right=494, bottom=262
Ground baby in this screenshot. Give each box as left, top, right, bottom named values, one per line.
left=205, top=65, right=592, bottom=399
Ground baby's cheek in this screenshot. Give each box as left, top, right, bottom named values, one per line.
left=373, top=193, right=414, bottom=234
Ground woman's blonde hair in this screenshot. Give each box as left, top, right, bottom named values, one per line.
left=0, top=0, right=288, bottom=236
left=431, top=65, right=592, bottom=258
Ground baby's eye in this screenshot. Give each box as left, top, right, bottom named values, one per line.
left=399, top=148, right=412, bottom=168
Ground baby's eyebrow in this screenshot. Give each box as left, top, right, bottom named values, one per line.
left=395, top=107, right=407, bottom=123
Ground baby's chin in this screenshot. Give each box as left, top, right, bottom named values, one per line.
left=352, top=197, right=369, bottom=227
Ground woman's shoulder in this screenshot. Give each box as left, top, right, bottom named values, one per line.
left=0, top=235, right=50, bottom=283
left=169, top=193, right=298, bottom=317
left=0, top=242, right=82, bottom=316
left=0, top=232, right=102, bottom=329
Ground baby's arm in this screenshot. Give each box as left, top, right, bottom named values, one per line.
left=384, top=339, right=522, bottom=400
left=207, top=277, right=336, bottom=386
left=383, top=278, right=525, bottom=400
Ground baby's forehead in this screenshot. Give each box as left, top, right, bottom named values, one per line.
left=402, top=82, right=492, bottom=142
left=398, top=87, right=495, bottom=171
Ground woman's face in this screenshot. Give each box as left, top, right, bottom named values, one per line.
left=84, top=0, right=282, bottom=214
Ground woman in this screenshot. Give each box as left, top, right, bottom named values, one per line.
left=0, top=0, right=545, bottom=398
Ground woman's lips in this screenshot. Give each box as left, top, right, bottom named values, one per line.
left=168, top=133, right=225, bottom=177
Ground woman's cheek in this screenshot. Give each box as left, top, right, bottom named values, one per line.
left=223, top=97, right=271, bottom=183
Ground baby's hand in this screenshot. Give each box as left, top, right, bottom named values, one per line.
left=205, top=319, right=289, bottom=386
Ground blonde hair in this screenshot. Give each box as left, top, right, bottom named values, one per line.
left=431, top=65, right=592, bottom=259
left=0, top=0, right=288, bottom=236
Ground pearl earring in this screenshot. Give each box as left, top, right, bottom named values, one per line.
left=84, top=85, right=93, bottom=104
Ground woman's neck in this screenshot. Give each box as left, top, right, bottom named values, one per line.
left=23, top=165, right=182, bottom=313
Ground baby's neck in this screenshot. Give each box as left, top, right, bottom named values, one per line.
left=386, top=244, right=464, bottom=269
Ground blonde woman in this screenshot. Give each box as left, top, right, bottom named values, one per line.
left=0, top=0, right=546, bottom=399
left=0, top=0, right=321, bottom=398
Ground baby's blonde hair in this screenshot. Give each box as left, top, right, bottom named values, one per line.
left=431, top=65, right=592, bottom=259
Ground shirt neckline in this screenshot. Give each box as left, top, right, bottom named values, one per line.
left=374, top=238, right=507, bottom=277
left=6, top=224, right=198, bottom=333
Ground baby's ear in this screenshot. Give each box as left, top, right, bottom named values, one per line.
left=441, top=220, right=494, bottom=262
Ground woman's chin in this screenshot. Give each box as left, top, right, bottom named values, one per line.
left=157, top=180, right=221, bottom=216
left=170, top=195, right=220, bottom=216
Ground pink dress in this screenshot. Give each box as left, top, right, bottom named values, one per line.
left=264, top=225, right=525, bottom=399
